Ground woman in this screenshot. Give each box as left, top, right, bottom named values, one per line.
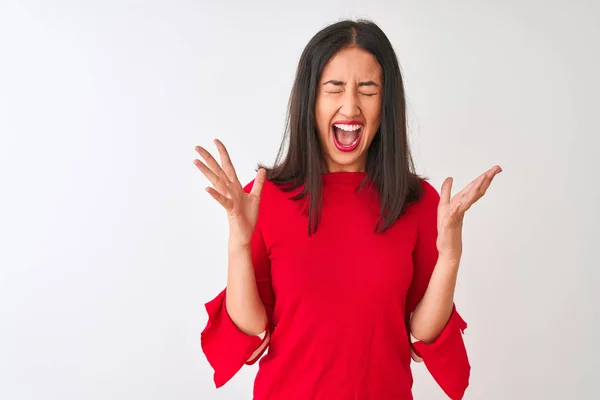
left=194, top=19, right=501, bottom=400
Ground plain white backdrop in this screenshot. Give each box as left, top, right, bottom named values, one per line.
left=1, top=0, right=599, bottom=399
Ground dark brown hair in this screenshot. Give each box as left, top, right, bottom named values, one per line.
left=260, top=19, right=424, bottom=235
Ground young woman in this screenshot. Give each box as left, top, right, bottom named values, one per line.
left=194, top=19, right=501, bottom=400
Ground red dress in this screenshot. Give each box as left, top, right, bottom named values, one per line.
left=201, top=172, right=471, bottom=399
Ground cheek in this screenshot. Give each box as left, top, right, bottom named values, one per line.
left=364, top=102, right=382, bottom=136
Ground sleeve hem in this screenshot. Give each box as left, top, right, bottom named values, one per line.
left=200, top=289, right=270, bottom=388
left=411, top=305, right=470, bottom=400
left=245, top=328, right=271, bottom=365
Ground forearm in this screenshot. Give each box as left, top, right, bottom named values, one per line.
left=410, top=256, right=459, bottom=343
left=225, top=241, right=268, bottom=336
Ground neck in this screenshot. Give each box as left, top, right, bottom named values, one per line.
left=325, top=160, right=366, bottom=173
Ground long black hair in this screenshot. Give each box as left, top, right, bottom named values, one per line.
left=260, top=19, right=424, bottom=235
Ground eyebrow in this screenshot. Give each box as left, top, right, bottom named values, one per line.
left=323, top=79, right=379, bottom=87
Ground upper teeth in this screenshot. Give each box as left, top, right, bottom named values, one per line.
left=334, top=124, right=362, bottom=131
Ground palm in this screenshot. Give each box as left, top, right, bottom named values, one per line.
left=230, top=187, right=261, bottom=242
left=436, top=165, right=502, bottom=260
left=193, top=139, right=266, bottom=246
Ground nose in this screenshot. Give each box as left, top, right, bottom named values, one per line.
left=339, top=91, right=361, bottom=118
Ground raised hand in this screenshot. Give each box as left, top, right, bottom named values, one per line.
left=436, top=165, right=503, bottom=262
left=194, top=139, right=266, bottom=248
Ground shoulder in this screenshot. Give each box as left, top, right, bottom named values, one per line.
left=242, top=177, right=279, bottom=196
left=419, top=179, right=440, bottom=204
left=243, top=178, right=295, bottom=231
left=242, top=179, right=257, bottom=194
left=242, top=177, right=289, bottom=212
left=407, top=178, right=440, bottom=216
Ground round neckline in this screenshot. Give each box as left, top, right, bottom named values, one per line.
left=322, top=171, right=368, bottom=187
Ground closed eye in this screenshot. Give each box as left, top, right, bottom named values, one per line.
left=325, top=91, right=378, bottom=96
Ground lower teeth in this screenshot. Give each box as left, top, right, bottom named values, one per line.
left=339, top=134, right=358, bottom=147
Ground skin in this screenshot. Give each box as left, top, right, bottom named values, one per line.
left=193, top=46, right=503, bottom=350
left=315, top=46, right=382, bottom=173
left=410, top=166, right=502, bottom=344
left=194, top=141, right=268, bottom=337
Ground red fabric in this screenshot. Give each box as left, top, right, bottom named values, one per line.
left=200, top=173, right=471, bottom=399
left=412, top=306, right=470, bottom=400
left=200, top=290, right=269, bottom=387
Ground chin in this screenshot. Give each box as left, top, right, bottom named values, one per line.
left=325, top=147, right=367, bottom=172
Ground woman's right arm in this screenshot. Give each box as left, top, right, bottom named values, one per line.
left=195, top=139, right=269, bottom=336
left=199, top=212, right=274, bottom=387
left=226, top=200, right=274, bottom=365
left=226, top=243, right=268, bottom=336
left=194, top=140, right=274, bottom=387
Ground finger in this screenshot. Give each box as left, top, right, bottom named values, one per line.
left=195, top=145, right=230, bottom=183
left=214, top=139, right=241, bottom=185
left=460, top=178, right=485, bottom=211
left=457, top=173, right=486, bottom=198
left=477, top=165, right=502, bottom=191
left=488, top=165, right=503, bottom=175
left=194, top=158, right=233, bottom=199
left=468, top=166, right=502, bottom=202
left=460, top=171, right=500, bottom=211
left=250, top=168, right=267, bottom=197
left=193, top=159, right=219, bottom=185
left=440, top=177, right=453, bottom=206
left=453, top=165, right=502, bottom=212
left=476, top=172, right=497, bottom=198
left=460, top=165, right=501, bottom=194
left=205, top=187, right=233, bottom=211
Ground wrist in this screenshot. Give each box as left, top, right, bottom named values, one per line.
left=228, top=238, right=251, bottom=253
left=437, top=252, right=461, bottom=268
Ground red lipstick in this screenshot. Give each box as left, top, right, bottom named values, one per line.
left=331, top=121, right=364, bottom=152
left=332, top=120, right=364, bottom=126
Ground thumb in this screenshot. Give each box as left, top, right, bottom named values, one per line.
left=440, top=177, right=453, bottom=207
left=250, top=168, right=267, bottom=197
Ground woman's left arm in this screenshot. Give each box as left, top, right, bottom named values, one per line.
left=410, top=165, right=502, bottom=344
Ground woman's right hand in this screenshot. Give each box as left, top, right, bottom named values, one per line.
left=194, top=139, right=266, bottom=249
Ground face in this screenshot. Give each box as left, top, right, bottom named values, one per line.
left=315, top=46, right=383, bottom=173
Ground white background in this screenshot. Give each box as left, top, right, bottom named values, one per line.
left=1, top=1, right=599, bottom=399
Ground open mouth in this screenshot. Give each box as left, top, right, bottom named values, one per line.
left=332, top=121, right=363, bottom=152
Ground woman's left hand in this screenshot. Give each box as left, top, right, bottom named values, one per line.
left=436, top=165, right=503, bottom=263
